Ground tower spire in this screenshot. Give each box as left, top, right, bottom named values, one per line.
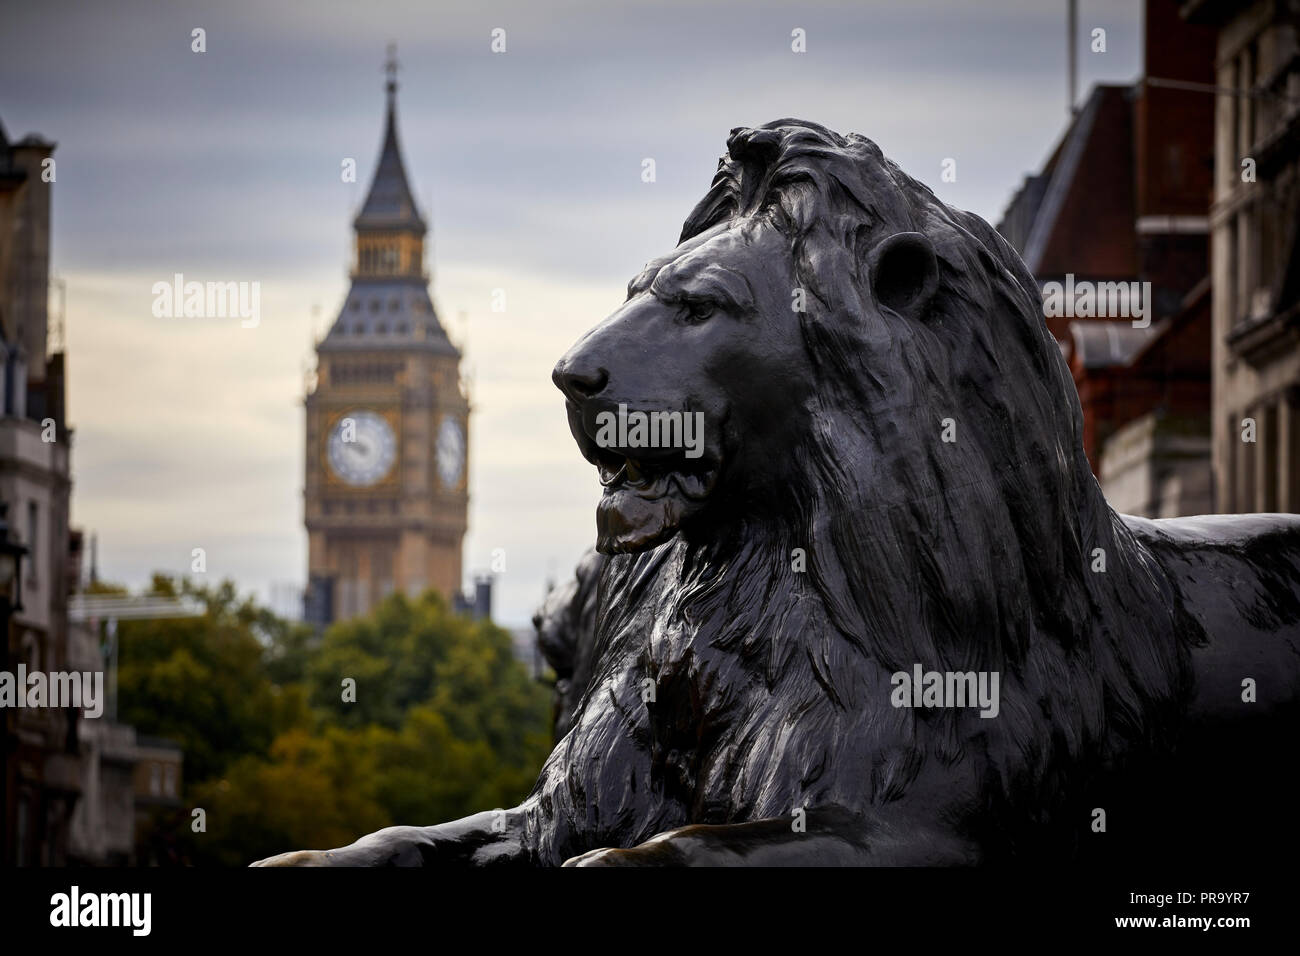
left=385, top=42, right=398, bottom=107
left=353, top=43, right=425, bottom=237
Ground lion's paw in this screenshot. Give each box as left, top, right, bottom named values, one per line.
left=249, top=849, right=332, bottom=867
left=562, top=846, right=635, bottom=867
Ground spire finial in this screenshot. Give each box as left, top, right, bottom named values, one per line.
left=385, top=42, right=399, bottom=103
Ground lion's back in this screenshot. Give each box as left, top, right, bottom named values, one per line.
left=1123, top=512, right=1300, bottom=659
left=1084, top=513, right=1300, bottom=867
left=1123, top=512, right=1300, bottom=716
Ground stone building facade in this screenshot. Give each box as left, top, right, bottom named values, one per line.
left=0, top=116, right=78, bottom=865
left=1184, top=0, right=1300, bottom=512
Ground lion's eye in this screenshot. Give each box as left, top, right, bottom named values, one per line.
left=683, top=301, right=716, bottom=323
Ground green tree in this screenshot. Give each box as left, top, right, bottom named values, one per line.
left=115, top=575, right=314, bottom=782
left=115, top=578, right=552, bottom=865
left=307, top=590, right=551, bottom=765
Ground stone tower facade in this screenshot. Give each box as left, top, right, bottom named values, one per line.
left=304, top=58, right=468, bottom=625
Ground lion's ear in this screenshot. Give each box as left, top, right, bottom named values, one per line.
left=867, top=231, right=939, bottom=320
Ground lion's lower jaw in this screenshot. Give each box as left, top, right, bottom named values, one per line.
left=596, top=488, right=701, bottom=554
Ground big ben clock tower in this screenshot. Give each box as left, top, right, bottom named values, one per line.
left=304, top=51, right=469, bottom=624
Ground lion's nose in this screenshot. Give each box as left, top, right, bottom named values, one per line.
left=552, top=356, right=608, bottom=402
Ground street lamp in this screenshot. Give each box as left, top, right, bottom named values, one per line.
left=0, top=501, right=28, bottom=867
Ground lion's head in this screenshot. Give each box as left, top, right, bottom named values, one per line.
left=552, top=121, right=1191, bottom=811
left=554, top=120, right=1084, bottom=588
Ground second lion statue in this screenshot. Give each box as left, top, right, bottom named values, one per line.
left=255, top=119, right=1300, bottom=867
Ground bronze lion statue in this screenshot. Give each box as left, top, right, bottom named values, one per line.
left=256, top=119, right=1300, bottom=866
left=533, top=546, right=606, bottom=739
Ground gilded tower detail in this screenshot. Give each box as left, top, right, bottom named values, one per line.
left=304, top=55, right=468, bottom=624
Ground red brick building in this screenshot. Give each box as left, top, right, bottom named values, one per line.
left=997, top=0, right=1218, bottom=515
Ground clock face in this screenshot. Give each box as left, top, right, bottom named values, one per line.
left=327, top=410, right=397, bottom=486
left=437, top=416, right=465, bottom=489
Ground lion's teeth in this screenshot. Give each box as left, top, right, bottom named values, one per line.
left=674, top=468, right=717, bottom=500
left=597, top=456, right=625, bottom=486
left=677, top=471, right=704, bottom=499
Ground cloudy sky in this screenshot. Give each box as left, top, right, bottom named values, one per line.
left=0, top=0, right=1142, bottom=626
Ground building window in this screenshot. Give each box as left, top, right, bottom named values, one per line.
left=15, top=798, right=29, bottom=866
left=1223, top=413, right=1236, bottom=513
left=1239, top=408, right=1257, bottom=513
left=1225, top=217, right=1238, bottom=326
left=1259, top=188, right=1278, bottom=301
left=150, top=764, right=162, bottom=796
left=4, top=345, right=27, bottom=418
left=1261, top=401, right=1278, bottom=512
left=1165, top=142, right=1185, bottom=190
left=26, top=500, right=37, bottom=584
left=1237, top=44, right=1254, bottom=157
left=1288, top=389, right=1300, bottom=513
left=21, top=630, right=39, bottom=674
left=1235, top=211, right=1250, bottom=325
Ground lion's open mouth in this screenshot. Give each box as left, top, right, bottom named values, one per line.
left=593, top=447, right=718, bottom=501
left=567, top=403, right=721, bottom=554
